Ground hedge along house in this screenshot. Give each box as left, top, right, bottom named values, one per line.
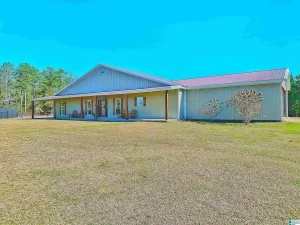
left=32, top=64, right=290, bottom=122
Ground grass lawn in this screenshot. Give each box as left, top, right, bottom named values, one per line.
left=1, top=119, right=300, bottom=224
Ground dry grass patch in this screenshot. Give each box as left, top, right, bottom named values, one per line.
left=0, top=119, right=300, bottom=224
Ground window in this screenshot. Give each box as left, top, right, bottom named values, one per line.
left=136, top=97, right=146, bottom=107
left=115, top=98, right=121, bottom=114
left=60, top=101, right=66, bottom=115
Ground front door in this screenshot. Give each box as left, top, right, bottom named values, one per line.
left=85, top=100, right=93, bottom=116
left=98, top=100, right=107, bottom=117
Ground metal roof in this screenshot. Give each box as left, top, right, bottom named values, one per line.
left=0, top=99, right=17, bottom=103
left=174, top=68, right=288, bottom=88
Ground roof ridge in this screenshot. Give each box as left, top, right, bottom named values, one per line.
left=173, top=68, right=288, bottom=81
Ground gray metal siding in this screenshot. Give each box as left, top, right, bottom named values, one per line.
left=178, top=89, right=184, bottom=120
left=58, top=67, right=167, bottom=96
left=186, top=83, right=282, bottom=121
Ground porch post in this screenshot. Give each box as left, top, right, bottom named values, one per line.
left=31, top=100, right=35, bottom=119
left=285, top=91, right=289, bottom=117
left=165, top=90, right=168, bottom=120
left=53, top=100, right=56, bottom=118
left=80, top=97, right=84, bottom=119
left=125, top=94, right=128, bottom=119
left=183, top=89, right=187, bottom=120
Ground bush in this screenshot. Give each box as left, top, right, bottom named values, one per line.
left=227, top=89, right=263, bottom=124
left=200, top=98, right=223, bottom=121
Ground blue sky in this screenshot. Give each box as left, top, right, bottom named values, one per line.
left=0, top=0, right=299, bottom=79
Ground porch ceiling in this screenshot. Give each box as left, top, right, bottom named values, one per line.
left=33, top=85, right=184, bottom=101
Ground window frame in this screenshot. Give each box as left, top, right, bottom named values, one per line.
left=136, top=97, right=144, bottom=107
left=60, top=101, right=66, bottom=115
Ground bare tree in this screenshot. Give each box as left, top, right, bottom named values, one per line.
left=200, top=98, right=224, bottom=121
left=227, top=89, right=264, bottom=124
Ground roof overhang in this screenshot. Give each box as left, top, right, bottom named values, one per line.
left=185, top=79, right=285, bottom=90
left=34, top=85, right=184, bottom=101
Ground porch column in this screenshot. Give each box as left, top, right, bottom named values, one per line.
left=285, top=91, right=289, bottom=117
left=165, top=90, right=168, bottom=120
left=80, top=97, right=84, bottom=119
left=31, top=101, right=35, bottom=119
left=183, top=89, right=187, bottom=120
left=125, top=94, right=128, bottom=119
left=53, top=100, right=56, bottom=118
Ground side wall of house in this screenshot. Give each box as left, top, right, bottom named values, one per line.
left=186, top=83, right=282, bottom=121
left=58, top=66, right=168, bottom=96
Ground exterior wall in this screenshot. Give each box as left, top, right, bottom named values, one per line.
left=55, top=96, right=97, bottom=119
left=55, top=90, right=179, bottom=120
left=107, top=90, right=178, bottom=119
left=58, top=66, right=168, bottom=96
left=55, top=98, right=80, bottom=119
left=186, top=83, right=282, bottom=121
left=178, top=89, right=184, bottom=120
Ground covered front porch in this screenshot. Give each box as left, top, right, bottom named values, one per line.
left=32, top=86, right=184, bottom=121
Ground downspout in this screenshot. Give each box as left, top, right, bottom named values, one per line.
left=183, top=89, right=187, bottom=120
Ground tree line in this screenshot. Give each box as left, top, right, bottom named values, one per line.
left=289, top=74, right=300, bottom=116
left=1, top=62, right=300, bottom=116
left=0, top=62, right=74, bottom=114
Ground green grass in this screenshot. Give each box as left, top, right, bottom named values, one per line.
left=0, top=119, right=300, bottom=224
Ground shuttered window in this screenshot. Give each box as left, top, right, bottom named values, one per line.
left=135, top=97, right=146, bottom=107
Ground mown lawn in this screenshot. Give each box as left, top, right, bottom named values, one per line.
left=1, top=119, right=300, bottom=224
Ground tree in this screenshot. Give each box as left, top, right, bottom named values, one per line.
left=0, top=62, right=74, bottom=115
left=227, top=89, right=264, bottom=124
left=0, top=62, right=14, bottom=100
left=289, top=74, right=300, bottom=116
left=294, top=100, right=300, bottom=116
left=200, top=98, right=223, bottom=120
left=38, top=67, right=74, bottom=110
left=14, top=63, right=40, bottom=114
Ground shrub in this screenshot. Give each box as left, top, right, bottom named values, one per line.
left=200, top=98, right=223, bottom=121
left=227, top=89, right=263, bottom=124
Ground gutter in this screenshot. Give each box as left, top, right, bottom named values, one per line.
left=185, top=79, right=285, bottom=90
left=33, top=85, right=184, bottom=101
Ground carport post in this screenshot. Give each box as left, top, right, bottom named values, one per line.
left=165, top=90, right=169, bottom=120
left=31, top=100, right=35, bottom=119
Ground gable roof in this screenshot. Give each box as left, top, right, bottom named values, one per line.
left=174, top=68, right=289, bottom=88
left=55, top=63, right=178, bottom=96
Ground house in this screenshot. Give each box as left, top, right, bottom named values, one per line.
left=33, top=64, right=290, bottom=121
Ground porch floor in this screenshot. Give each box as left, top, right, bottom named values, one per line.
left=45, top=117, right=171, bottom=122
left=32, top=114, right=173, bottom=122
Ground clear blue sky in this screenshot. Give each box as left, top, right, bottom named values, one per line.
left=0, top=0, right=299, bottom=79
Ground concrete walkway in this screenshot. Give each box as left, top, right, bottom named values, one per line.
left=282, top=117, right=300, bottom=122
